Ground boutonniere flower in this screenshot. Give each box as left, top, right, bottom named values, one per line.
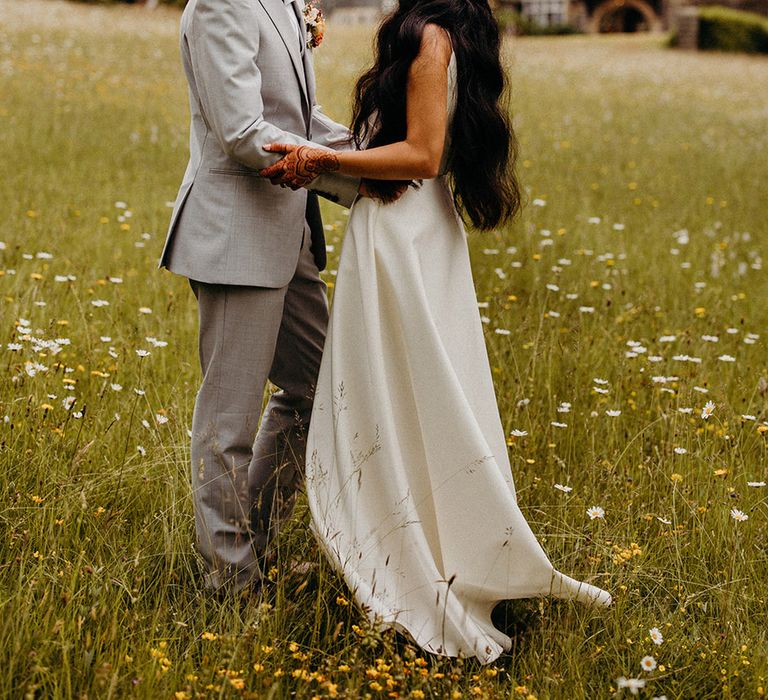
left=303, top=0, right=326, bottom=50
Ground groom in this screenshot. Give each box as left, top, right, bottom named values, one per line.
left=158, top=0, right=360, bottom=595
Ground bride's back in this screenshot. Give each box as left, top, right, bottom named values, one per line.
left=350, top=0, right=521, bottom=231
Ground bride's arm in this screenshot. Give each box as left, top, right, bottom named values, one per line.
left=260, top=24, right=452, bottom=185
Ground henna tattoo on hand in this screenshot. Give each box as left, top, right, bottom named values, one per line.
left=295, top=146, right=340, bottom=177
left=278, top=146, right=340, bottom=188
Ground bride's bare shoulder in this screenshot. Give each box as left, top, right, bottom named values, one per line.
left=417, top=23, right=452, bottom=67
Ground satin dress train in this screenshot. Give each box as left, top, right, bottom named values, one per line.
left=304, top=51, right=611, bottom=664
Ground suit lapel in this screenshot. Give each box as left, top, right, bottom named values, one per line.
left=256, top=0, right=310, bottom=116
left=299, top=0, right=317, bottom=108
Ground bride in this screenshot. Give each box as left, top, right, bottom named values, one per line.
left=260, top=0, right=611, bottom=664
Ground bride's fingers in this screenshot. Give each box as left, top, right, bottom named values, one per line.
left=260, top=163, right=282, bottom=178
left=260, top=153, right=299, bottom=179
left=263, top=143, right=296, bottom=154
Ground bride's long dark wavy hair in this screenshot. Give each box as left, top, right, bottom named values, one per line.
left=350, top=0, right=521, bottom=231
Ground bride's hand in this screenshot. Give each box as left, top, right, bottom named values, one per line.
left=260, top=144, right=339, bottom=189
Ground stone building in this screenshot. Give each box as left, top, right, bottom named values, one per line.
left=323, top=0, right=767, bottom=33
left=505, top=0, right=767, bottom=32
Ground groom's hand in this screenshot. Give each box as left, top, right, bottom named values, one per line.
left=260, top=144, right=340, bottom=189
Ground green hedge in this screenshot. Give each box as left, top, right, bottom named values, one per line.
left=495, top=8, right=582, bottom=36
left=697, top=6, right=768, bottom=53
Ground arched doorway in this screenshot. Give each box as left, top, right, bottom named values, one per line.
left=590, top=0, right=662, bottom=32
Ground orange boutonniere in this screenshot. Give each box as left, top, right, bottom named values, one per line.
left=303, top=0, right=326, bottom=49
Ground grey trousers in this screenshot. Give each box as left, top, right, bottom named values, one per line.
left=188, top=224, right=328, bottom=592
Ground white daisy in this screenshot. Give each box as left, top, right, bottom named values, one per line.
left=701, top=401, right=715, bottom=419
left=649, top=627, right=664, bottom=645
left=730, top=508, right=748, bottom=522
left=640, top=655, right=657, bottom=672
left=586, top=506, right=605, bottom=520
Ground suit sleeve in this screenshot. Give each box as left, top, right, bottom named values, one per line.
left=310, top=104, right=355, bottom=150
left=307, top=105, right=362, bottom=208
left=188, top=0, right=360, bottom=207
left=188, top=0, right=324, bottom=171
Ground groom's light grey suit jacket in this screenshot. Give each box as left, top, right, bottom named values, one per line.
left=159, top=0, right=359, bottom=287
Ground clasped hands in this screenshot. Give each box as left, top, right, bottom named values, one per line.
left=260, top=143, right=408, bottom=203
left=260, top=143, right=339, bottom=189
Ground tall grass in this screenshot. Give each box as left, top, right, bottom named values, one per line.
left=1, top=1, right=767, bottom=697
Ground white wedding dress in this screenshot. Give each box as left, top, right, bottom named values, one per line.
left=305, top=51, right=611, bottom=664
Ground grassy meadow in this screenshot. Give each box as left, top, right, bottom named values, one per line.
left=1, top=0, right=768, bottom=697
